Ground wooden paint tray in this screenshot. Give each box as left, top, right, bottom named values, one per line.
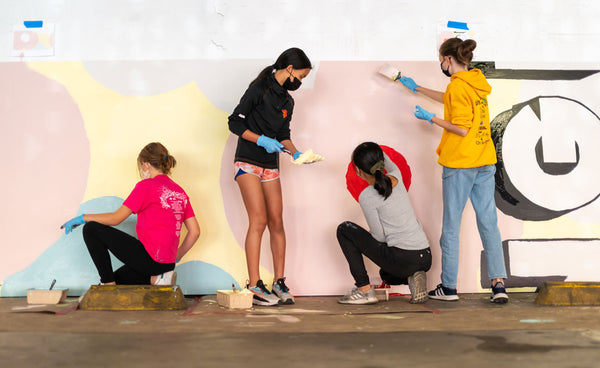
left=27, top=288, right=69, bottom=304
left=216, top=289, right=253, bottom=309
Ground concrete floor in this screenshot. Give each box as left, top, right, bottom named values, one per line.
left=1, top=293, right=599, bottom=367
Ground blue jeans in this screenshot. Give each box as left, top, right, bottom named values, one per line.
left=440, top=165, right=507, bottom=288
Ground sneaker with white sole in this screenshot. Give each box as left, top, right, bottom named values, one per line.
left=272, top=278, right=295, bottom=305
left=408, top=271, right=428, bottom=304
left=338, top=287, right=378, bottom=305
left=490, top=281, right=509, bottom=304
left=248, top=279, right=280, bottom=306
left=153, top=271, right=177, bottom=286
left=428, top=283, right=459, bottom=301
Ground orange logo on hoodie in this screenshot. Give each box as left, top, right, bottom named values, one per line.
left=282, top=109, right=288, bottom=119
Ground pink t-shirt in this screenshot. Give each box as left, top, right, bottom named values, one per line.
left=123, top=175, right=195, bottom=263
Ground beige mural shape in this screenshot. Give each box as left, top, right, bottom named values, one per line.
left=27, top=61, right=270, bottom=286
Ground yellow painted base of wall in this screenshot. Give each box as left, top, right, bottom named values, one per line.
left=79, top=285, right=187, bottom=311
left=535, top=282, right=600, bottom=306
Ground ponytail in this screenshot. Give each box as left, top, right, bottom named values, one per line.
left=161, top=153, right=177, bottom=175
left=250, top=65, right=275, bottom=87
left=373, top=169, right=393, bottom=199
left=249, top=47, right=312, bottom=87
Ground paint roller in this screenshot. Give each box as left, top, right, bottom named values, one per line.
left=378, top=63, right=401, bottom=81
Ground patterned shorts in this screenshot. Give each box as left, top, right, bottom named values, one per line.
left=234, top=161, right=280, bottom=182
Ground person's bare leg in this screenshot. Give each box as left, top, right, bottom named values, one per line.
left=263, top=179, right=285, bottom=281
left=236, top=174, right=268, bottom=287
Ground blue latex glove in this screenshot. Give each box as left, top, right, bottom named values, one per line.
left=399, top=76, right=419, bottom=93
left=293, top=151, right=302, bottom=160
left=414, top=105, right=435, bottom=125
left=61, top=214, right=86, bottom=234
left=256, top=135, right=283, bottom=153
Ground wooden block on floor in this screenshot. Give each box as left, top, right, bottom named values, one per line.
left=79, top=285, right=188, bottom=311
left=535, top=281, right=600, bottom=306
left=374, top=287, right=389, bottom=302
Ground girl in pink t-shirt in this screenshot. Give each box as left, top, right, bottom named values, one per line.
left=61, top=142, right=200, bottom=285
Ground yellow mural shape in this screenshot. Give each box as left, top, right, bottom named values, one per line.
left=26, top=61, right=271, bottom=286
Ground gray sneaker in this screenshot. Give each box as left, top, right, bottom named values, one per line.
left=272, top=278, right=295, bottom=305
left=338, top=287, right=378, bottom=305
left=408, top=271, right=428, bottom=304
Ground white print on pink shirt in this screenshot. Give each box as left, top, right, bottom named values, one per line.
left=159, top=187, right=188, bottom=237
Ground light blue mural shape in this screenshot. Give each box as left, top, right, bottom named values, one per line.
left=1, top=196, right=238, bottom=297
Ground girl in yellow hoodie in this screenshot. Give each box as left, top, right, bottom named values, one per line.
left=399, top=38, right=508, bottom=303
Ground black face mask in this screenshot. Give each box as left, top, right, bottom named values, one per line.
left=440, top=58, right=452, bottom=77
left=283, top=76, right=302, bottom=91
left=282, top=70, right=302, bottom=91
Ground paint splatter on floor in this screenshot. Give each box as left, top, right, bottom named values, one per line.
left=246, top=314, right=301, bottom=323
left=367, top=315, right=406, bottom=320
left=520, top=319, right=555, bottom=323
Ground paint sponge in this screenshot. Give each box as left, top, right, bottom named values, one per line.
left=291, top=149, right=324, bottom=165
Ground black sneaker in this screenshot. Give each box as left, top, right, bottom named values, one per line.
left=490, top=281, right=509, bottom=304
left=428, top=283, right=459, bottom=301
left=247, top=280, right=280, bottom=306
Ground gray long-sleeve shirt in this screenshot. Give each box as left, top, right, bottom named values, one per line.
left=358, top=153, right=430, bottom=250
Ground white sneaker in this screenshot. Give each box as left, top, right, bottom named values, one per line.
left=153, top=271, right=177, bottom=286
left=338, top=287, right=378, bottom=305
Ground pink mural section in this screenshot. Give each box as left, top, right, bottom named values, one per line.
left=0, top=63, right=89, bottom=281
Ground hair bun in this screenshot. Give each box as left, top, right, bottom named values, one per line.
left=461, top=39, right=476, bottom=53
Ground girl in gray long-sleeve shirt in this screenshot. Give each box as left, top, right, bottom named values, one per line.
left=337, top=142, right=431, bottom=305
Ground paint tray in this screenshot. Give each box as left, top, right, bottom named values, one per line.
left=27, top=288, right=69, bottom=305
left=216, top=289, right=253, bottom=309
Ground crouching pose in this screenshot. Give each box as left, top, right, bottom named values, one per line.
left=61, top=142, right=200, bottom=286
left=337, top=142, right=431, bottom=304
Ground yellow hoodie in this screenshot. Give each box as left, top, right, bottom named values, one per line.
left=436, top=69, right=497, bottom=168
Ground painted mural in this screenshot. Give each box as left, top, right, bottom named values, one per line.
left=482, top=65, right=600, bottom=288
left=1, top=60, right=598, bottom=296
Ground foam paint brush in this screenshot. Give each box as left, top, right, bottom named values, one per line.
left=378, top=63, right=401, bottom=81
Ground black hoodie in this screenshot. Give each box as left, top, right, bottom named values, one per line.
left=228, top=74, right=294, bottom=169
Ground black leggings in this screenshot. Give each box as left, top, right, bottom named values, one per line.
left=82, top=221, right=175, bottom=284
left=336, top=221, right=432, bottom=288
